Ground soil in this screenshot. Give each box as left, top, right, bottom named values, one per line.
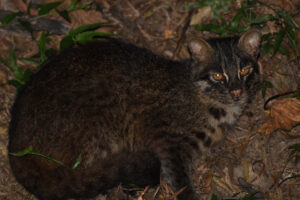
left=0, top=0, right=300, bottom=200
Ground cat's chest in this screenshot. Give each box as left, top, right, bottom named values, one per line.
left=191, top=100, right=245, bottom=148
left=207, top=104, right=243, bottom=127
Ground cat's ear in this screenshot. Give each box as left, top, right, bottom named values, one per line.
left=238, top=29, right=262, bottom=58
left=188, top=39, right=214, bottom=63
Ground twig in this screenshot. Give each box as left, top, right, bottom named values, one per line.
left=152, top=186, right=160, bottom=200
left=263, top=89, right=300, bottom=110
left=278, top=174, right=300, bottom=186
left=171, top=8, right=194, bottom=59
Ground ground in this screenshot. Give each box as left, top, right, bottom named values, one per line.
left=0, top=0, right=300, bottom=200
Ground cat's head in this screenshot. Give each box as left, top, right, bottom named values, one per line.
left=189, top=29, right=261, bottom=105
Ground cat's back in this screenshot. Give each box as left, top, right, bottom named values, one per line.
left=18, top=38, right=189, bottom=97
left=8, top=38, right=191, bottom=155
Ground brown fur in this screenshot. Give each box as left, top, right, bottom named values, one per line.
left=8, top=30, right=261, bottom=200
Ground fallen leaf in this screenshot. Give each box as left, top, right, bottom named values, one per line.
left=190, top=6, right=213, bottom=26
left=259, top=98, right=300, bottom=135
left=164, top=30, right=174, bottom=39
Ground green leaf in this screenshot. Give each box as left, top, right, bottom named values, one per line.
left=278, top=11, right=297, bottom=29
left=1, top=12, right=22, bottom=25
left=9, top=145, right=34, bottom=156
left=294, top=93, right=300, bottom=100
left=45, top=48, right=57, bottom=58
left=2, top=45, right=32, bottom=88
left=261, top=34, right=274, bottom=54
left=128, top=184, right=141, bottom=189
left=297, top=2, right=300, bottom=11
left=261, top=43, right=272, bottom=55
left=7, top=79, right=23, bottom=89
left=289, top=143, right=300, bottom=163
left=39, top=32, right=47, bottom=62
left=273, top=29, right=286, bottom=55
left=286, top=26, right=295, bottom=39
left=68, top=0, right=93, bottom=12
left=231, top=8, right=245, bottom=29
left=210, top=193, right=219, bottom=200
left=9, top=145, right=70, bottom=167
left=72, top=153, right=82, bottom=169
left=238, top=195, right=256, bottom=200
left=75, top=31, right=118, bottom=44
left=277, top=46, right=289, bottom=55
left=19, top=58, right=40, bottom=66
left=0, top=56, right=9, bottom=67
left=46, top=154, right=53, bottom=161
left=18, top=20, right=34, bottom=35
left=250, top=14, right=273, bottom=24
left=289, top=143, right=300, bottom=151
left=246, top=10, right=256, bottom=23
left=69, top=22, right=107, bottom=36
left=60, top=35, right=74, bottom=50
left=68, top=0, right=78, bottom=11
left=235, top=26, right=250, bottom=33
left=22, top=68, right=33, bottom=82
left=262, top=33, right=272, bottom=41
left=263, top=81, right=273, bottom=88
left=228, top=25, right=249, bottom=34
left=38, top=1, right=62, bottom=16
left=73, top=1, right=92, bottom=10
left=183, top=2, right=207, bottom=9
left=57, top=9, right=71, bottom=22
left=260, top=81, right=273, bottom=97
left=295, top=155, right=300, bottom=163
left=27, top=1, right=32, bottom=15
left=60, top=23, right=112, bottom=50
left=9, top=45, right=23, bottom=80
left=247, top=0, right=257, bottom=6
left=287, top=33, right=297, bottom=56
left=196, top=23, right=226, bottom=35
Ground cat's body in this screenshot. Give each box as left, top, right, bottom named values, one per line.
left=8, top=30, right=261, bottom=200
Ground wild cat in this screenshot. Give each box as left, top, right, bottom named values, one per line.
left=8, top=29, right=261, bottom=200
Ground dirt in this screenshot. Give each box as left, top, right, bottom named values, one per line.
left=0, top=0, right=300, bottom=200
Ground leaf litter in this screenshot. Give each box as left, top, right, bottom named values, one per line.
left=0, top=0, right=300, bottom=200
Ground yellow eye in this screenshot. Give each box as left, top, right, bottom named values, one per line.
left=212, top=73, right=224, bottom=81
left=240, top=67, right=251, bottom=76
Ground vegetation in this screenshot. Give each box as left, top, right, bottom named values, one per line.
left=185, top=0, right=299, bottom=56
left=1, top=0, right=300, bottom=199
left=9, top=145, right=82, bottom=169
left=0, top=0, right=115, bottom=90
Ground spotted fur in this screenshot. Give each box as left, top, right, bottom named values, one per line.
left=8, top=30, right=261, bottom=200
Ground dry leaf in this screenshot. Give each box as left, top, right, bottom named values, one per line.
left=164, top=30, right=174, bottom=39
left=259, top=98, right=300, bottom=135
left=190, top=6, right=213, bottom=25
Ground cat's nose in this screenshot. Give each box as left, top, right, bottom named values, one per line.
left=230, top=89, right=242, bottom=98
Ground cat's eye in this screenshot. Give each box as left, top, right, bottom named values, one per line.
left=212, top=73, right=224, bottom=81
left=240, top=67, right=251, bottom=77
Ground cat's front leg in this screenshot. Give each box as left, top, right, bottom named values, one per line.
left=159, top=156, right=199, bottom=200
left=149, top=133, right=200, bottom=200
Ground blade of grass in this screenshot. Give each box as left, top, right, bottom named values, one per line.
left=38, top=1, right=62, bottom=16
left=272, top=29, right=286, bottom=55
left=39, top=32, right=47, bottom=62
left=1, top=12, right=22, bottom=25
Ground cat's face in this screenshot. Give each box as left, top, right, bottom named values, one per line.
left=189, top=29, right=261, bottom=104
